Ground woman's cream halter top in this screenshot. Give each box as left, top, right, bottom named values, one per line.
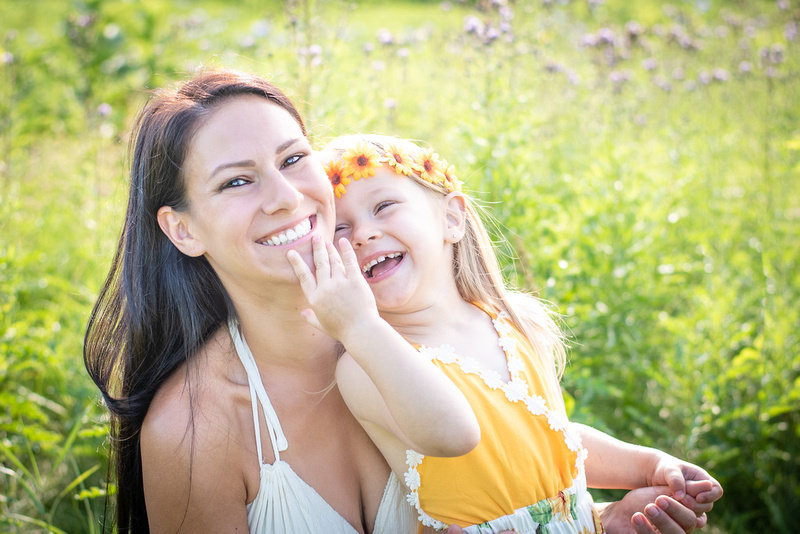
left=228, top=321, right=417, bottom=533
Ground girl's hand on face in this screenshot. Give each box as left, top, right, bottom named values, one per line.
left=287, top=236, right=381, bottom=342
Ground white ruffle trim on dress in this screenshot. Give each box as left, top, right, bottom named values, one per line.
left=404, top=311, right=588, bottom=530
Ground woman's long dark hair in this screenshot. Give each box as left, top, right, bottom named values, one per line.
left=84, top=68, right=307, bottom=532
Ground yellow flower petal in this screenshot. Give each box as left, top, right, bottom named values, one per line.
left=342, top=141, right=382, bottom=180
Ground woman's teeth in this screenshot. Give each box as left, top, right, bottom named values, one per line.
left=263, top=218, right=312, bottom=246
left=362, top=252, right=402, bottom=274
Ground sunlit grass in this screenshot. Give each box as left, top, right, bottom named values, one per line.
left=1, top=0, right=798, bottom=532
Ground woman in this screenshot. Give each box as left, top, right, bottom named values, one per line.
left=84, top=68, right=718, bottom=533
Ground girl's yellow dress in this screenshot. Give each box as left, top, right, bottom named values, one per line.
left=405, top=305, right=604, bottom=534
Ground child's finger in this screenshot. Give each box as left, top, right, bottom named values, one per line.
left=286, top=249, right=317, bottom=295
left=338, top=238, right=362, bottom=278
left=684, top=479, right=713, bottom=497
left=311, top=235, right=331, bottom=278
left=325, top=241, right=346, bottom=276
left=664, top=468, right=686, bottom=502
left=300, top=308, right=324, bottom=332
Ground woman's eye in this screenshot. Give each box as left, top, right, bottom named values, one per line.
left=281, top=154, right=303, bottom=169
left=221, top=177, right=249, bottom=190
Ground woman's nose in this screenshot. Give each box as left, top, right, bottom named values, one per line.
left=261, top=173, right=303, bottom=214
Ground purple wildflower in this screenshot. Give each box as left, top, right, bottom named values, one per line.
left=712, top=68, right=729, bottom=81
left=597, top=27, right=615, bottom=45
left=609, top=69, right=632, bottom=83
left=464, top=16, right=484, bottom=35
left=377, top=29, right=393, bottom=45
left=771, top=43, right=785, bottom=63
left=786, top=21, right=798, bottom=41
left=698, top=71, right=712, bottom=85
left=251, top=20, right=270, bottom=38
left=642, top=57, right=658, bottom=71
left=626, top=21, right=643, bottom=39
left=566, top=70, right=581, bottom=85
left=77, top=14, right=93, bottom=28
left=738, top=61, right=752, bottom=73
left=672, top=67, right=685, bottom=80
left=545, top=61, right=563, bottom=73
left=580, top=33, right=598, bottom=47
left=653, top=75, right=672, bottom=92
left=98, top=103, right=112, bottom=117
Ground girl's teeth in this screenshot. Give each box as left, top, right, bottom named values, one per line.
left=362, top=252, right=401, bottom=273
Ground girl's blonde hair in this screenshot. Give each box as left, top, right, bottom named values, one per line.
left=321, top=134, right=567, bottom=380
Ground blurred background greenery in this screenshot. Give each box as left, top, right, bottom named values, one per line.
left=1, top=0, right=797, bottom=532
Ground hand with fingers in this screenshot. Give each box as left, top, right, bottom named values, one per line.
left=439, top=476, right=720, bottom=534
left=602, top=478, right=722, bottom=534
left=287, top=236, right=380, bottom=341
left=647, top=456, right=723, bottom=517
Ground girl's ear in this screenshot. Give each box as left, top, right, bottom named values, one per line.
left=443, top=192, right=467, bottom=243
left=157, top=206, right=207, bottom=257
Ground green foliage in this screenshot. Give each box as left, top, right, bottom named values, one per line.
left=1, top=0, right=797, bottom=532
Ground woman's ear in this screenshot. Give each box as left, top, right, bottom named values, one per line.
left=157, top=206, right=206, bottom=257
left=443, top=192, right=467, bottom=243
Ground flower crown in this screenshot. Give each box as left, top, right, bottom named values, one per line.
left=324, top=140, right=462, bottom=198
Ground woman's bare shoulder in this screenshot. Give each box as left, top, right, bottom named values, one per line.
left=140, top=326, right=254, bottom=532
left=143, top=328, right=240, bottom=439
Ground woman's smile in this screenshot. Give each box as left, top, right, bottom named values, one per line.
left=258, top=215, right=314, bottom=247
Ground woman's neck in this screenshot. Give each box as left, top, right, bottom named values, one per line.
left=229, top=284, right=338, bottom=378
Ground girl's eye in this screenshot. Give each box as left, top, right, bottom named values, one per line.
left=375, top=200, right=395, bottom=213
left=281, top=154, right=303, bottom=169
left=334, top=224, right=349, bottom=234
left=221, top=177, right=249, bottom=190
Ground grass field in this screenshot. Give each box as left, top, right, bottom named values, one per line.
left=1, top=0, right=798, bottom=532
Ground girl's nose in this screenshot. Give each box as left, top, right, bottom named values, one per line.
left=350, top=222, right=380, bottom=249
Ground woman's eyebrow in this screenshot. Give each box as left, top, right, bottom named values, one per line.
left=276, top=137, right=303, bottom=154
left=208, top=160, right=256, bottom=181
left=206, top=138, right=304, bottom=181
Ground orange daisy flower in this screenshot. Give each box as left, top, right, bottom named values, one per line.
left=342, top=141, right=381, bottom=180
left=383, top=143, right=415, bottom=176
left=414, top=148, right=446, bottom=186
left=441, top=160, right=461, bottom=192
left=325, top=159, right=350, bottom=198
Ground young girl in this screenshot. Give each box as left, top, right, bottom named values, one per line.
left=287, top=134, right=721, bottom=533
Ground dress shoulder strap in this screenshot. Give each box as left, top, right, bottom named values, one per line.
left=228, top=320, right=288, bottom=462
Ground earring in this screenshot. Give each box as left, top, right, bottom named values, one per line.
left=453, top=232, right=458, bottom=239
